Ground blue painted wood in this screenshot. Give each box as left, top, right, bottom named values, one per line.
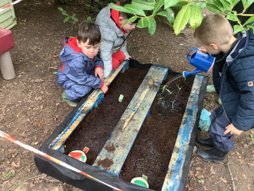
left=161, top=75, right=205, bottom=191
left=93, top=65, right=168, bottom=175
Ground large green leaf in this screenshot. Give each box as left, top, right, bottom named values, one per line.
left=227, top=12, right=240, bottom=22
left=110, top=3, right=133, bottom=14
left=124, top=4, right=146, bottom=16
left=177, top=1, right=189, bottom=7
left=153, top=0, right=164, bottom=15
left=224, top=0, right=240, bottom=9
left=164, top=0, right=179, bottom=9
left=230, top=0, right=241, bottom=8
left=173, top=4, right=191, bottom=35
left=220, top=0, right=236, bottom=12
left=189, top=4, right=203, bottom=29
left=206, top=3, right=223, bottom=13
left=148, top=17, right=157, bottom=35
left=157, top=8, right=174, bottom=24
left=137, top=17, right=150, bottom=28
left=220, top=0, right=231, bottom=10
left=242, top=0, right=254, bottom=11
left=213, top=0, right=226, bottom=12
left=244, top=15, right=254, bottom=25
left=233, top=24, right=245, bottom=33
left=232, top=0, right=241, bottom=5
left=132, top=0, right=155, bottom=10
left=128, top=15, right=139, bottom=23
left=137, top=16, right=156, bottom=34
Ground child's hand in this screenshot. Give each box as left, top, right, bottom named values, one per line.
left=224, top=123, right=243, bottom=136
left=199, top=47, right=208, bottom=53
left=101, top=83, right=108, bottom=94
left=95, top=67, right=104, bottom=80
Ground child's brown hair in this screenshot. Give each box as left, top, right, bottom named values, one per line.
left=77, top=22, right=101, bottom=45
left=194, top=14, right=234, bottom=46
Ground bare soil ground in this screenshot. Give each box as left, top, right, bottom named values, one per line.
left=0, top=1, right=253, bottom=191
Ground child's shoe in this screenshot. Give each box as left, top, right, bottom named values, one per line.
left=197, top=147, right=228, bottom=163
left=62, top=92, right=78, bottom=107
left=196, top=137, right=214, bottom=147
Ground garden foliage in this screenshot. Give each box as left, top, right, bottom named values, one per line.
left=111, top=0, right=254, bottom=35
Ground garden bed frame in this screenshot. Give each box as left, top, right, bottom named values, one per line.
left=35, top=61, right=207, bottom=191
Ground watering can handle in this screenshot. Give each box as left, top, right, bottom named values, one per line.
left=186, top=48, right=199, bottom=62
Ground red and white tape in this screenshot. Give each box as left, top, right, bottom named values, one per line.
left=0, top=0, right=22, bottom=12
left=0, top=130, right=123, bottom=191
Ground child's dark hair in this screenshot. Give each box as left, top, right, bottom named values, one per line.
left=77, top=22, right=101, bottom=45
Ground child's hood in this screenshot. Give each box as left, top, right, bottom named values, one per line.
left=225, top=29, right=254, bottom=65
left=96, top=5, right=124, bottom=38
left=60, top=37, right=89, bottom=63
left=110, top=2, right=127, bottom=34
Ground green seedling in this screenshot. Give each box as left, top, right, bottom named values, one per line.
left=161, top=85, right=172, bottom=95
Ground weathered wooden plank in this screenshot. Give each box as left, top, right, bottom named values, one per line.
left=93, top=65, right=168, bottom=175
left=161, top=75, right=206, bottom=191
left=50, top=62, right=128, bottom=150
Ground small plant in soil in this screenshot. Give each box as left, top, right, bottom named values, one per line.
left=157, top=77, right=187, bottom=115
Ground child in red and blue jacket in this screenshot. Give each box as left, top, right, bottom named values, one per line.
left=95, top=0, right=136, bottom=78
left=57, top=22, right=108, bottom=107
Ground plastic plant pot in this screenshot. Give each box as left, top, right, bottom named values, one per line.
left=68, top=147, right=89, bottom=163
left=131, top=175, right=149, bottom=188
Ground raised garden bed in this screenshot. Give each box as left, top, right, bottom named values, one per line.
left=35, top=60, right=207, bottom=191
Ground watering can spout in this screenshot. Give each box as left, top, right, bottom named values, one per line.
left=183, top=68, right=203, bottom=78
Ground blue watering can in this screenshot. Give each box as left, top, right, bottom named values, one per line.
left=183, top=48, right=215, bottom=78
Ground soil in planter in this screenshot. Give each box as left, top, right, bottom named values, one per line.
left=64, top=62, right=150, bottom=164
left=120, top=75, right=194, bottom=191
left=64, top=63, right=194, bottom=190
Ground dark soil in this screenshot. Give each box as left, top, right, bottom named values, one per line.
left=120, top=76, right=194, bottom=190
left=65, top=62, right=150, bottom=163
left=65, top=62, right=194, bottom=190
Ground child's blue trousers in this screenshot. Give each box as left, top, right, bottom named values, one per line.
left=209, top=106, right=235, bottom=152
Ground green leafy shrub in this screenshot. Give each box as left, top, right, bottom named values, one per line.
left=111, top=0, right=254, bottom=35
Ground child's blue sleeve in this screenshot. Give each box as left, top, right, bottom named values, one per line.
left=67, top=59, right=102, bottom=89
left=95, top=59, right=104, bottom=68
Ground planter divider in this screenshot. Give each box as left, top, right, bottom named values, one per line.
left=93, top=65, right=168, bottom=175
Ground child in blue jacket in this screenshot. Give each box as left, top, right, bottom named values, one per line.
left=57, top=22, right=108, bottom=107
left=195, top=14, right=254, bottom=162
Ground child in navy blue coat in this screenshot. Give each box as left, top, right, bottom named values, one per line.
left=195, top=14, right=254, bottom=162
left=57, top=22, right=108, bottom=107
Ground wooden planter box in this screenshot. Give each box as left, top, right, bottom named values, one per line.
left=35, top=61, right=207, bottom=191
left=0, top=0, right=17, bottom=29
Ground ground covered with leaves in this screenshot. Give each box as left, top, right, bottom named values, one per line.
left=0, top=1, right=253, bottom=191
